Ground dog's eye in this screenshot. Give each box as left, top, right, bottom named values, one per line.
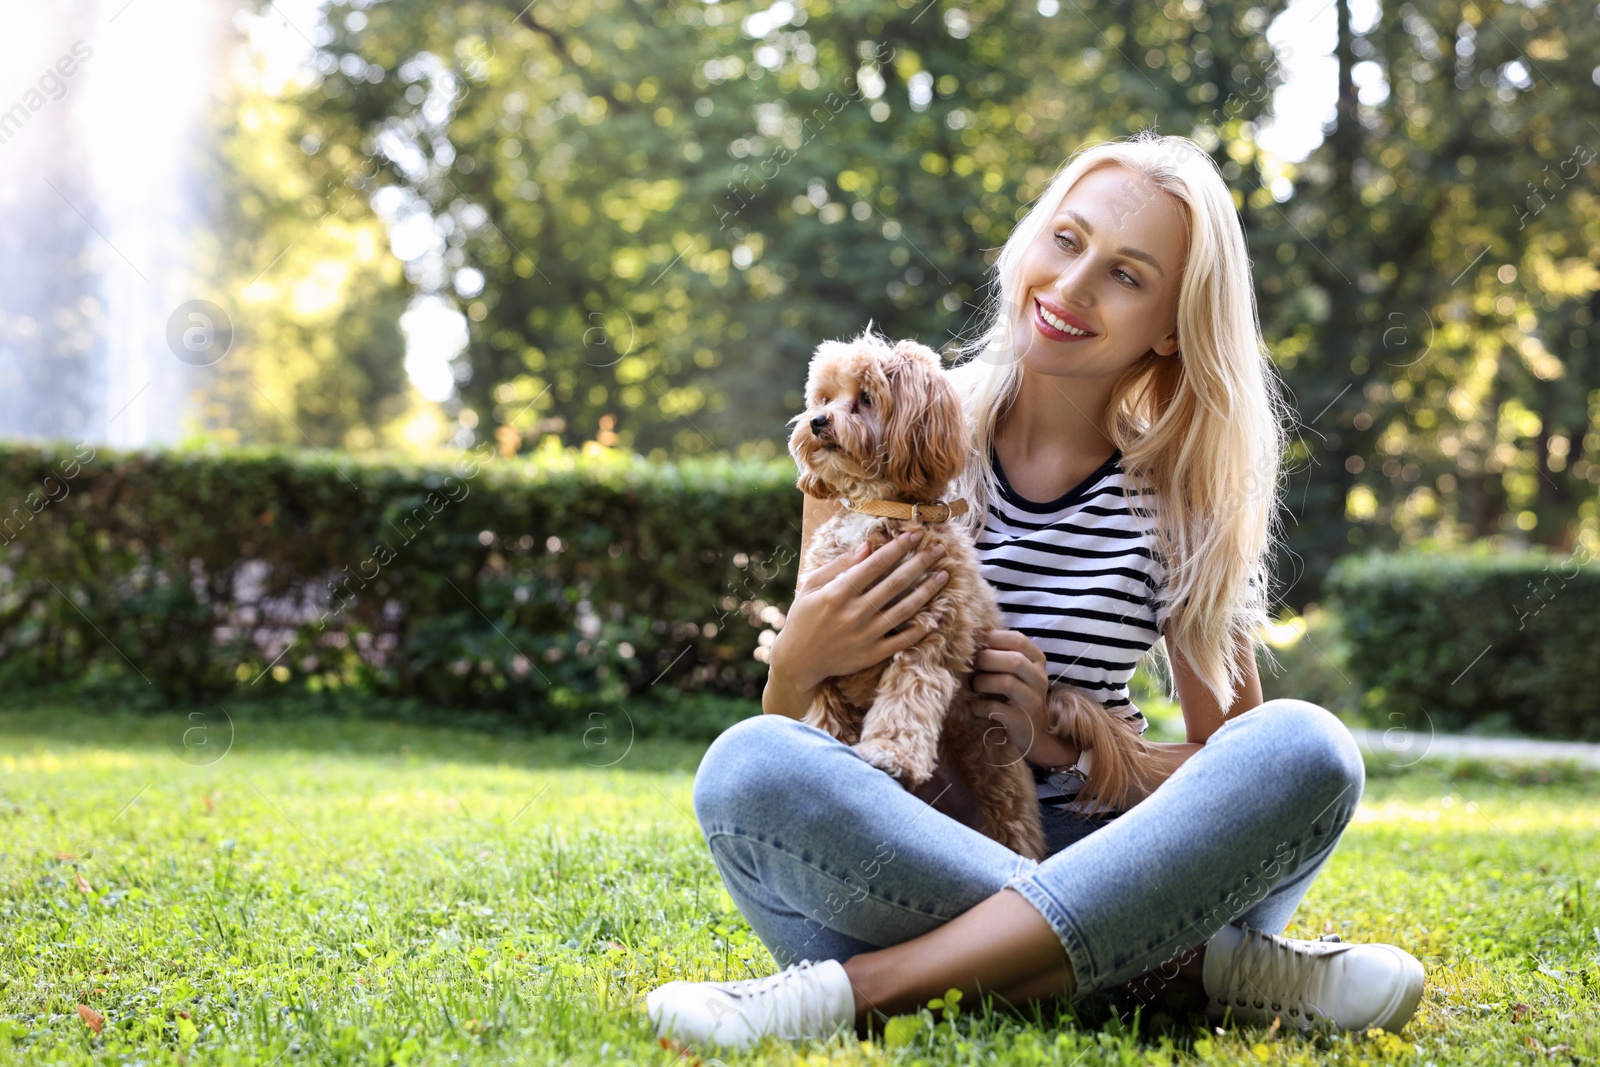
left=859, top=390, right=872, bottom=408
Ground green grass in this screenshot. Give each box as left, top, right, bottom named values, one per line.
left=1, top=700, right=1598, bottom=1065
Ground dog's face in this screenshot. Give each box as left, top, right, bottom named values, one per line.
left=787, top=329, right=969, bottom=503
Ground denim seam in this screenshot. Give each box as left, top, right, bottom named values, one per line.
left=1005, top=805, right=1355, bottom=997
left=1132, top=863, right=1281, bottom=980
left=1001, top=873, right=1099, bottom=994
left=1122, top=819, right=1348, bottom=983
left=703, top=826, right=974, bottom=926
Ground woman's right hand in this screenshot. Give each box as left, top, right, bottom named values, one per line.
left=771, top=530, right=950, bottom=695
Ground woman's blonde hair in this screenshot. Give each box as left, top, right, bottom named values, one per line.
left=944, top=131, right=1288, bottom=713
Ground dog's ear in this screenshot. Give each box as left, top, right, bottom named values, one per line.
left=881, top=343, right=969, bottom=500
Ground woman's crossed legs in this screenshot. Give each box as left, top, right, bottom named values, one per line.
left=690, top=700, right=1366, bottom=1028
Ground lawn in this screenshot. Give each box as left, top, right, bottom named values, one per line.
left=1, top=699, right=1597, bottom=1065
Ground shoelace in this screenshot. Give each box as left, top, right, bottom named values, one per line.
left=712, top=959, right=837, bottom=1039
left=1212, top=925, right=1330, bottom=1024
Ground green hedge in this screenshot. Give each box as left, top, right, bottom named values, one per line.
left=0, top=442, right=800, bottom=725
left=1327, top=549, right=1600, bottom=740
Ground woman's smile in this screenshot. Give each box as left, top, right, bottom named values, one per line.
left=1032, top=296, right=1098, bottom=341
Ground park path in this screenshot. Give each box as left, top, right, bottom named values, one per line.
left=1348, top=728, right=1600, bottom=770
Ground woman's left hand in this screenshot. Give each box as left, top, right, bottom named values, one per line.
left=965, top=629, right=1052, bottom=758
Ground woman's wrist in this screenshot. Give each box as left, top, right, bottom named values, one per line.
left=768, top=638, right=823, bottom=704
left=763, top=661, right=812, bottom=719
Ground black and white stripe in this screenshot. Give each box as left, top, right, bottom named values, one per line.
left=976, top=446, right=1170, bottom=734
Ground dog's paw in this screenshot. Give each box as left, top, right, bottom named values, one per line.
left=853, top=739, right=934, bottom=787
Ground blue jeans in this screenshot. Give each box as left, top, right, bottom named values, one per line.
left=691, top=699, right=1364, bottom=998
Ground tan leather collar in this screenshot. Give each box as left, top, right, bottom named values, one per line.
left=837, top=496, right=969, bottom=523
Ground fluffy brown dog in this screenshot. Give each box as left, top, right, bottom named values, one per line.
left=786, top=327, right=1047, bottom=859
left=786, top=328, right=1168, bottom=855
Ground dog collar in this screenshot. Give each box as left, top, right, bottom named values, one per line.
left=836, top=497, right=969, bottom=523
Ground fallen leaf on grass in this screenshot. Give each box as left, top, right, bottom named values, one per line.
left=75, top=871, right=93, bottom=895
left=1513, top=1003, right=1536, bottom=1023
left=657, top=1035, right=703, bottom=1065
left=1527, top=1037, right=1576, bottom=1059
left=77, top=1005, right=103, bottom=1034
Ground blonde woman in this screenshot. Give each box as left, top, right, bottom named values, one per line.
left=647, top=132, right=1425, bottom=1048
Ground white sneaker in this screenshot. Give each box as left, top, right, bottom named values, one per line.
left=645, top=958, right=857, bottom=1049
left=1202, top=924, right=1425, bottom=1033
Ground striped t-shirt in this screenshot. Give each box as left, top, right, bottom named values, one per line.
left=974, top=445, right=1169, bottom=812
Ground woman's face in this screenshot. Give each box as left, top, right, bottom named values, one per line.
left=1009, top=164, right=1189, bottom=381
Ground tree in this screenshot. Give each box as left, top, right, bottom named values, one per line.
left=273, top=0, right=1288, bottom=460
left=226, top=0, right=1600, bottom=607
left=1255, top=0, right=1600, bottom=603
left=194, top=45, right=414, bottom=450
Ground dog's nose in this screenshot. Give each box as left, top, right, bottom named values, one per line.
left=810, top=414, right=830, bottom=432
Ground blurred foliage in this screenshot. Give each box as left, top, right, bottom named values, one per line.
left=1255, top=604, right=1361, bottom=721
left=0, top=441, right=797, bottom=720
left=1327, top=548, right=1600, bottom=740
left=205, top=0, right=1600, bottom=606
left=262, top=0, right=1294, bottom=463
left=194, top=53, right=418, bottom=450
left=1256, top=0, right=1600, bottom=602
